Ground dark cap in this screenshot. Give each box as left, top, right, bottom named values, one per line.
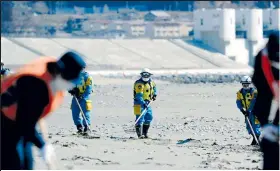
left=57, top=51, right=86, bottom=81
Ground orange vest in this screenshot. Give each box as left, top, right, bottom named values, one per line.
left=1, top=57, right=65, bottom=121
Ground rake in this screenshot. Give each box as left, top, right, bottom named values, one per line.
left=74, top=96, right=92, bottom=133
left=124, top=101, right=152, bottom=134
left=245, top=116, right=260, bottom=145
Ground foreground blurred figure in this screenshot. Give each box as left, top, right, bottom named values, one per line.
left=68, top=67, right=93, bottom=135
left=1, top=51, right=86, bottom=169
left=133, top=68, right=157, bottom=139
left=252, top=32, right=279, bottom=170
left=236, top=75, right=261, bottom=145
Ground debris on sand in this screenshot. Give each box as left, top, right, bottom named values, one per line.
left=79, top=134, right=101, bottom=139
left=69, top=155, right=120, bottom=165
left=212, top=142, right=218, bottom=146
left=252, top=160, right=258, bottom=163
left=177, top=138, right=194, bottom=144
left=155, top=163, right=175, bottom=167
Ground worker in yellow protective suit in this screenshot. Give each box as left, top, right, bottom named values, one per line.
left=133, top=68, right=157, bottom=139
left=236, top=75, right=261, bottom=145
left=68, top=69, right=93, bottom=135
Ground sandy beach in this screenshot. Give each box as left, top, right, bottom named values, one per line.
left=33, top=76, right=262, bottom=170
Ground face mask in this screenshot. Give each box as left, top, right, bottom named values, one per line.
left=50, top=75, right=75, bottom=94
left=242, top=84, right=250, bottom=90
left=142, top=77, right=150, bottom=82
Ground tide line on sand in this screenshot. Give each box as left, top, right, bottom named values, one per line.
left=87, top=68, right=253, bottom=76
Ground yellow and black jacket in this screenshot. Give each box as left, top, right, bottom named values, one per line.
left=133, top=78, right=157, bottom=105
left=236, top=87, right=257, bottom=112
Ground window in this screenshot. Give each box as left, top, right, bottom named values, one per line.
left=269, top=17, right=272, bottom=25
left=242, top=17, right=246, bottom=25
left=200, top=19, right=203, bottom=25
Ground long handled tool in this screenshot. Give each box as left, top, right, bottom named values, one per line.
left=245, top=116, right=260, bottom=145
left=134, top=101, right=152, bottom=125
left=124, top=101, right=152, bottom=133
left=74, top=96, right=92, bottom=133
left=242, top=96, right=260, bottom=145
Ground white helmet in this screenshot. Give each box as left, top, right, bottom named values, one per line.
left=140, top=68, right=152, bottom=75
left=240, top=75, right=252, bottom=84
left=140, top=68, right=152, bottom=82
left=240, top=75, right=252, bottom=89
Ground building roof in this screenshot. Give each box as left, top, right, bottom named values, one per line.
left=149, top=11, right=171, bottom=18
left=90, top=29, right=126, bottom=34
left=153, top=22, right=180, bottom=26
left=113, top=20, right=145, bottom=24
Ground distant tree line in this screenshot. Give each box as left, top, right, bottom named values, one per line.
left=52, top=1, right=279, bottom=11
left=2, top=1, right=279, bottom=21
left=1, top=1, right=279, bottom=35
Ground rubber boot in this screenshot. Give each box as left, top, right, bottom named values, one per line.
left=251, top=135, right=259, bottom=145
left=143, top=124, right=150, bottom=139
left=83, top=126, right=90, bottom=135
left=251, top=138, right=257, bottom=145
left=135, top=125, right=144, bottom=139
left=77, top=124, right=83, bottom=134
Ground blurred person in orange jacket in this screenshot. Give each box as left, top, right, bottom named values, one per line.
left=1, top=51, right=86, bottom=170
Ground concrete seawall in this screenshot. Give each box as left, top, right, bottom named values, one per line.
left=1, top=37, right=252, bottom=83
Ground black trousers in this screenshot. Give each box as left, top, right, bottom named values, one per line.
left=1, top=113, right=34, bottom=170
left=261, top=138, right=280, bottom=170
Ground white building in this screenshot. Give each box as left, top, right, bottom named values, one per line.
left=121, top=20, right=184, bottom=38
left=193, top=8, right=274, bottom=66
left=122, top=21, right=146, bottom=37
left=82, top=20, right=110, bottom=32
left=146, top=22, right=181, bottom=38
left=263, top=8, right=280, bottom=31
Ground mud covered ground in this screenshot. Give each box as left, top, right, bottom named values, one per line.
left=34, top=77, right=262, bottom=170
